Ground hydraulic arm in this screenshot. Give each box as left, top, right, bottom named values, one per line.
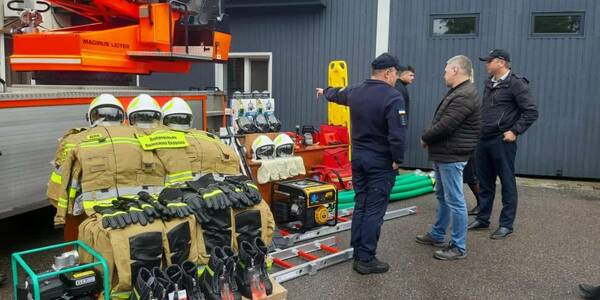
left=7, top=0, right=231, bottom=74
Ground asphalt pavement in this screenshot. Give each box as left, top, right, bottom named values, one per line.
left=0, top=179, right=598, bottom=299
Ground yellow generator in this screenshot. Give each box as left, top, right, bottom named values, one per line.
left=271, top=179, right=338, bottom=232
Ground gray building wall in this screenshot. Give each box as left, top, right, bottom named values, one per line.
left=227, top=0, right=377, bottom=129
left=144, top=0, right=600, bottom=178
left=389, top=0, right=600, bottom=178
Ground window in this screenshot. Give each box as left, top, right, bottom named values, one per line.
left=532, top=13, right=584, bottom=35
left=216, top=53, right=272, bottom=96
left=431, top=14, right=478, bottom=36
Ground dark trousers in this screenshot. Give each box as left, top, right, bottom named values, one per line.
left=350, top=149, right=396, bottom=262
left=475, top=136, right=518, bottom=230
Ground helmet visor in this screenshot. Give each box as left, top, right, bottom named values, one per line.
left=254, top=114, right=269, bottom=132
left=255, top=145, right=275, bottom=159
left=90, top=105, right=124, bottom=124
left=276, top=144, right=294, bottom=157
left=130, top=111, right=161, bottom=125
left=163, top=114, right=192, bottom=126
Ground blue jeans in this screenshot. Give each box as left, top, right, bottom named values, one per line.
left=430, top=161, right=468, bottom=254
left=350, top=149, right=396, bottom=262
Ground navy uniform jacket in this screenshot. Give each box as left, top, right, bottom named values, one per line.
left=394, top=79, right=410, bottom=119
left=324, top=79, right=407, bottom=163
left=481, top=72, right=538, bottom=138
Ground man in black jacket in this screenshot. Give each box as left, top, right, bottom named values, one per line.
left=468, top=49, right=538, bottom=239
left=394, top=65, right=415, bottom=119
left=416, top=55, right=481, bottom=260
left=316, top=53, right=407, bottom=274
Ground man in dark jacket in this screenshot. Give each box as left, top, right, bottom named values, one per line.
left=468, top=49, right=538, bottom=239
left=394, top=65, right=415, bottom=119
left=316, top=53, right=407, bottom=274
left=415, top=55, right=481, bottom=260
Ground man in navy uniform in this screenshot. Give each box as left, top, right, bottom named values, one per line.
left=468, top=49, right=538, bottom=239
left=316, top=53, right=407, bottom=274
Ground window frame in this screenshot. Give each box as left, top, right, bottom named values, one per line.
left=215, top=52, right=273, bottom=95
left=530, top=12, right=585, bottom=37
left=430, top=13, right=479, bottom=38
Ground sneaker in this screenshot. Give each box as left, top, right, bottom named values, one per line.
left=352, top=257, right=390, bottom=274
left=433, top=245, right=466, bottom=261
left=415, top=233, right=447, bottom=248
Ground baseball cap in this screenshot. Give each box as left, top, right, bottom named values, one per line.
left=479, top=49, right=511, bottom=62
left=371, top=53, right=401, bottom=70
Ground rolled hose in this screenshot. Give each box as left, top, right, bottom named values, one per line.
left=395, top=174, right=433, bottom=185
left=337, top=185, right=434, bottom=210
left=338, top=176, right=433, bottom=203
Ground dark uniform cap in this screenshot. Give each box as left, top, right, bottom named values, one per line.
left=479, top=49, right=511, bottom=62
left=371, top=53, right=401, bottom=70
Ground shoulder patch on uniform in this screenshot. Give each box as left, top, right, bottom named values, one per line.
left=85, top=133, right=104, bottom=141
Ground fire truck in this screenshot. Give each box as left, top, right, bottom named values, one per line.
left=0, top=0, right=230, bottom=219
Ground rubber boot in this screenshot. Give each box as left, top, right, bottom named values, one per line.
left=180, top=260, right=205, bottom=300
left=200, top=247, right=236, bottom=300
left=152, top=267, right=173, bottom=299
left=165, top=264, right=188, bottom=300
left=236, top=239, right=271, bottom=299
left=252, top=238, right=273, bottom=296
left=130, top=267, right=166, bottom=300
left=222, top=246, right=242, bottom=300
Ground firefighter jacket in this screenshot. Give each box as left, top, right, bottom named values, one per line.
left=183, top=129, right=240, bottom=176
left=47, top=127, right=88, bottom=216
left=57, top=125, right=167, bottom=219
left=133, top=125, right=193, bottom=186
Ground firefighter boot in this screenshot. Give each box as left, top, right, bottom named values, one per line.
left=200, top=247, right=236, bottom=300
left=236, top=239, right=271, bottom=298
left=152, top=267, right=174, bottom=298
left=130, top=267, right=166, bottom=300
left=180, top=260, right=205, bottom=300
left=222, top=246, right=242, bottom=300
left=252, top=238, right=273, bottom=296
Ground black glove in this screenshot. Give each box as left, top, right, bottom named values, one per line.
left=186, top=173, right=216, bottom=193
left=114, top=198, right=152, bottom=226
left=93, top=204, right=130, bottom=229
left=199, top=184, right=231, bottom=210
left=136, top=192, right=161, bottom=221
left=158, top=188, right=194, bottom=219
left=225, top=175, right=262, bottom=205
left=218, top=183, right=253, bottom=208
left=182, top=192, right=211, bottom=224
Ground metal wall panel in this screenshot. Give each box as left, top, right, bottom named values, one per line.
left=389, top=0, right=599, bottom=178
left=143, top=0, right=599, bottom=178
left=0, top=105, right=88, bottom=218
left=226, top=0, right=378, bottom=129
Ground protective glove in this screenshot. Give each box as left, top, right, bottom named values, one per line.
left=198, top=184, right=230, bottom=210
left=218, top=183, right=253, bottom=208
left=137, top=191, right=166, bottom=220
left=93, top=204, right=131, bottom=229
left=186, top=173, right=216, bottom=193
left=114, top=198, right=152, bottom=226
left=182, top=191, right=211, bottom=224
left=225, top=175, right=262, bottom=205
left=158, top=188, right=195, bottom=219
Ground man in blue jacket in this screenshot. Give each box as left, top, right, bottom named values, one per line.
left=316, top=53, right=407, bottom=274
left=468, top=49, right=538, bottom=239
